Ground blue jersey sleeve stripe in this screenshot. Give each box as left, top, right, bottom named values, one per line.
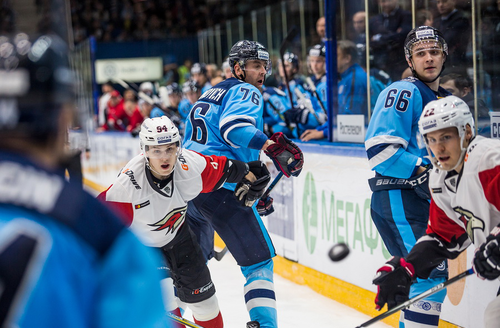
left=367, top=143, right=399, bottom=168
left=248, top=130, right=268, bottom=149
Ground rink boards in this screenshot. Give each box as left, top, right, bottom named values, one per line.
left=80, top=132, right=499, bottom=328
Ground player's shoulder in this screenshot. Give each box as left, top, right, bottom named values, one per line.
left=198, top=78, right=246, bottom=105
left=175, top=149, right=207, bottom=177
left=466, top=136, right=500, bottom=171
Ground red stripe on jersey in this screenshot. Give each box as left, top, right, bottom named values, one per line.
left=98, top=187, right=134, bottom=226
left=426, top=200, right=465, bottom=243
left=199, top=154, right=228, bottom=193
left=479, top=165, right=500, bottom=212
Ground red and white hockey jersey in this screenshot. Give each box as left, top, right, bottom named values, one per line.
left=408, top=136, right=500, bottom=278
left=98, top=149, right=230, bottom=247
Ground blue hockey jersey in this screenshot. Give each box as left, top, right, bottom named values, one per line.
left=0, top=152, right=168, bottom=328
left=183, top=78, right=268, bottom=190
left=365, top=77, right=450, bottom=178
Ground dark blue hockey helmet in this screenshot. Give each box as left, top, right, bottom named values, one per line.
left=182, top=80, right=201, bottom=93
left=308, top=44, right=326, bottom=58
left=0, top=0, right=77, bottom=143
left=228, top=40, right=272, bottom=77
left=404, top=26, right=448, bottom=59
left=283, top=52, right=300, bottom=70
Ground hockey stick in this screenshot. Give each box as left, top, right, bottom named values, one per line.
left=112, top=77, right=158, bottom=106
left=213, top=172, right=284, bottom=261
left=305, top=76, right=328, bottom=115
left=167, top=312, right=205, bottom=328
left=356, top=268, right=474, bottom=328
left=279, top=26, right=300, bottom=135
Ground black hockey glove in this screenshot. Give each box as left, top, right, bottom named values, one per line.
left=234, top=161, right=271, bottom=207
left=284, top=106, right=309, bottom=125
left=256, top=195, right=274, bottom=216
left=373, top=256, right=415, bottom=311
left=408, top=165, right=431, bottom=200
left=473, top=226, right=500, bottom=280
left=264, top=132, right=304, bottom=178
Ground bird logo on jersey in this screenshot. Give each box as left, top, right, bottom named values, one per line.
left=454, top=206, right=485, bottom=244
left=149, top=205, right=186, bottom=234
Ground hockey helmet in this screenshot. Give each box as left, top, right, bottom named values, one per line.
left=228, top=40, right=271, bottom=76
left=0, top=0, right=77, bottom=143
left=418, top=95, right=474, bottom=170
left=191, top=63, right=207, bottom=76
left=283, top=52, right=300, bottom=70
left=139, top=116, right=181, bottom=152
left=404, top=26, right=448, bottom=60
left=308, top=44, right=326, bottom=58
left=166, top=83, right=182, bottom=95
left=182, top=80, right=200, bottom=94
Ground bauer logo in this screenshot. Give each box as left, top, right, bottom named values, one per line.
left=157, top=136, right=172, bottom=144
left=258, top=50, right=269, bottom=61
left=416, top=29, right=435, bottom=39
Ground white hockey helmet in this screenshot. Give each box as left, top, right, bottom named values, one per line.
left=139, top=116, right=181, bottom=152
left=418, top=95, right=475, bottom=170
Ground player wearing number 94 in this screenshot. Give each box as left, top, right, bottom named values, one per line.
left=365, top=26, right=451, bottom=327
left=183, top=40, right=304, bottom=328
left=373, top=96, right=500, bottom=328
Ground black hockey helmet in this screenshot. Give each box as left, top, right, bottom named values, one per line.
left=308, top=44, right=326, bottom=58
left=191, top=63, right=207, bottom=76
left=166, top=82, right=182, bottom=95
left=182, top=80, right=201, bottom=93
left=228, top=40, right=271, bottom=78
left=404, top=26, right=448, bottom=60
left=283, top=52, right=300, bottom=70
left=0, top=0, right=76, bottom=143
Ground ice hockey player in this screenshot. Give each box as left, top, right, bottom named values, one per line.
left=365, top=26, right=451, bottom=327
left=98, top=116, right=271, bottom=328
left=373, top=95, right=500, bottom=328
left=183, top=40, right=304, bottom=328
left=0, top=1, right=168, bottom=327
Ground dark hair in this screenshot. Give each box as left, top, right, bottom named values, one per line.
left=337, top=40, right=359, bottom=63
left=440, top=73, right=469, bottom=90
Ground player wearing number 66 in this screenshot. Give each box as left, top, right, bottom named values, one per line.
left=364, top=26, right=452, bottom=328
left=183, top=40, right=304, bottom=328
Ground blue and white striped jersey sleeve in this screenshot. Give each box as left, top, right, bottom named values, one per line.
left=365, top=81, right=425, bottom=179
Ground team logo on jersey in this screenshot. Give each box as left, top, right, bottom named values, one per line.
left=149, top=205, right=186, bottom=234
left=454, top=206, right=485, bottom=243
left=179, top=155, right=189, bottom=171
left=134, top=200, right=150, bottom=209
left=123, top=169, right=141, bottom=190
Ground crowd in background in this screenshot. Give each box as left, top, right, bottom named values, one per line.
left=93, top=0, right=500, bottom=141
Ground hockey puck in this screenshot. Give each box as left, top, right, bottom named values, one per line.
left=328, top=243, right=350, bottom=262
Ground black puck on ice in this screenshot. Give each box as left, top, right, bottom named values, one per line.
left=328, top=243, right=350, bottom=262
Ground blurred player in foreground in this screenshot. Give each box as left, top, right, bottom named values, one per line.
left=373, top=96, right=500, bottom=328
left=183, top=40, right=304, bottom=328
left=99, top=116, right=270, bottom=328
left=0, top=1, right=168, bottom=327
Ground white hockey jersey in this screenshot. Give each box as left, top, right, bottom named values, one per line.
left=427, top=136, right=500, bottom=249
left=408, top=136, right=500, bottom=278
left=98, top=149, right=230, bottom=247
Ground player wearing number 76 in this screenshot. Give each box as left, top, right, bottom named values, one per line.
left=364, top=26, right=451, bottom=328
left=183, top=40, right=304, bottom=328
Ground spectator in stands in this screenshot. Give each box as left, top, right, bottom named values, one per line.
left=434, top=0, right=470, bottom=75
left=98, top=90, right=126, bottom=131
left=178, top=58, right=193, bottom=85
left=440, top=74, right=489, bottom=118
left=97, top=81, right=114, bottom=128
left=369, top=0, right=412, bottom=81
left=123, top=99, right=144, bottom=133
left=352, top=11, right=367, bottom=65
left=316, top=16, right=326, bottom=44
left=416, top=9, right=433, bottom=26
left=123, top=88, right=137, bottom=102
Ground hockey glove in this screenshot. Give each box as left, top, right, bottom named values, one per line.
left=264, top=132, right=304, bottom=178
left=473, top=226, right=500, bottom=280
left=408, top=165, right=431, bottom=200
left=373, top=256, right=415, bottom=311
left=234, top=161, right=271, bottom=207
left=257, top=196, right=274, bottom=216
left=284, top=106, right=309, bottom=125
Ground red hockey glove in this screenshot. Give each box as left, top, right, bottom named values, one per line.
left=473, top=226, right=500, bottom=280
left=234, top=161, right=270, bottom=207
left=373, top=256, right=415, bottom=311
left=264, top=132, right=304, bottom=178
left=256, top=195, right=274, bottom=216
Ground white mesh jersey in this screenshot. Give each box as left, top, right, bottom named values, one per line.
left=99, top=149, right=229, bottom=247
left=426, top=136, right=500, bottom=253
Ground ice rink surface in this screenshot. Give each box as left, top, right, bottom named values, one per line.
left=184, top=251, right=393, bottom=328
